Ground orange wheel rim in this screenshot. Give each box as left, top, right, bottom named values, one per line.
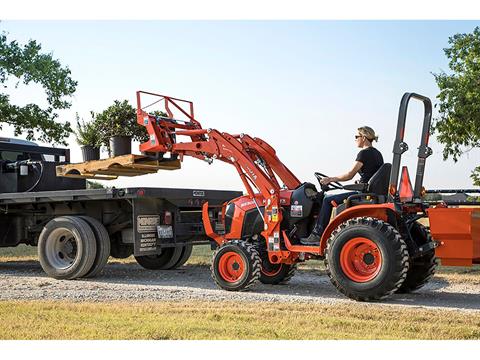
left=339, top=237, right=382, bottom=282
left=261, top=263, right=283, bottom=277
left=218, top=251, right=246, bottom=283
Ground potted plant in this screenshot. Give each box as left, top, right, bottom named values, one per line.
left=96, top=100, right=148, bottom=157
left=75, top=112, right=101, bottom=161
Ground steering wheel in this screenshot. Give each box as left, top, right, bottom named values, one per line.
left=314, top=172, right=343, bottom=192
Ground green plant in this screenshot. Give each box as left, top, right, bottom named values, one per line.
left=95, top=100, right=140, bottom=141
left=95, top=100, right=169, bottom=146
left=74, top=112, right=101, bottom=147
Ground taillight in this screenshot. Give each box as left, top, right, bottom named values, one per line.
left=398, top=166, right=414, bottom=202
left=164, top=211, right=172, bottom=225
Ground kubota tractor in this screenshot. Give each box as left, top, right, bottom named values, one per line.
left=136, top=90, right=480, bottom=301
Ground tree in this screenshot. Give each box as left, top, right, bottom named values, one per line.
left=433, top=27, right=480, bottom=186
left=0, top=31, right=77, bottom=145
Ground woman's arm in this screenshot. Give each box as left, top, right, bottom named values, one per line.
left=321, top=161, right=363, bottom=184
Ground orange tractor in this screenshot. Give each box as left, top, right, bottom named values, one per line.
left=136, top=90, right=480, bottom=301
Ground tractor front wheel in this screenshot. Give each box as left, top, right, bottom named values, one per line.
left=325, top=217, right=409, bottom=301
left=211, top=240, right=261, bottom=291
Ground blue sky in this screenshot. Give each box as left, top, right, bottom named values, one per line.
left=1, top=21, right=479, bottom=191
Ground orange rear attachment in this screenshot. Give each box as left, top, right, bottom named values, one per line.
left=427, top=207, right=480, bottom=266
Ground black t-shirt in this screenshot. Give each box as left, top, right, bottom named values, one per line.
left=355, top=147, right=384, bottom=183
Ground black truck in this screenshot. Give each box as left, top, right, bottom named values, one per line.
left=0, top=137, right=241, bottom=279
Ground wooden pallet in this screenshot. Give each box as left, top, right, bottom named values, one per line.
left=56, top=154, right=181, bottom=180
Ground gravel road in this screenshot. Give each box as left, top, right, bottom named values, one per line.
left=0, top=259, right=479, bottom=312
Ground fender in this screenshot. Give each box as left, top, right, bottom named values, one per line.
left=202, top=201, right=226, bottom=245
left=319, top=203, right=397, bottom=255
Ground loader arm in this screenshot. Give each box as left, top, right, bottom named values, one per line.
left=136, top=91, right=301, bottom=263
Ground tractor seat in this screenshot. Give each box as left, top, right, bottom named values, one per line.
left=334, top=163, right=392, bottom=215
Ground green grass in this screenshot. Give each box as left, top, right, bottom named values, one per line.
left=0, top=300, right=479, bottom=340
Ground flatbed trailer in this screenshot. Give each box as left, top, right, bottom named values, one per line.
left=0, top=138, right=241, bottom=279
left=0, top=186, right=241, bottom=278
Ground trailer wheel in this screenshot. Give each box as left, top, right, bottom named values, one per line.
left=325, top=217, right=409, bottom=301
left=170, top=243, right=194, bottom=269
left=211, top=240, right=261, bottom=291
left=110, top=233, right=133, bottom=259
left=396, top=222, right=437, bottom=294
left=79, top=216, right=111, bottom=278
left=38, top=216, right=97, bottom=280
left=134, top=247, right=183, bottom=270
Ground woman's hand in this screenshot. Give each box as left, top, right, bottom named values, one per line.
left=320, top=176, right=336, bottom=185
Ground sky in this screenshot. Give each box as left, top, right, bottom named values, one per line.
left=1, top=20, right=480, bottom=193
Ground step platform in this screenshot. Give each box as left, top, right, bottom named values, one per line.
left=56, top=154, right=181, bottom=180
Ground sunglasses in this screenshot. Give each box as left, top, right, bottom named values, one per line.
left=355, top=135, right=363, bottom=139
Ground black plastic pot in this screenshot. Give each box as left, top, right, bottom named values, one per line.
left=109, top=136, right=131, bottom=157
left=81, top=146, right=100, bottom=162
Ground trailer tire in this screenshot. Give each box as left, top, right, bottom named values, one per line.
left=325, top=217, right=409, bottom=301
left=79, top=216, right=111, bottom=278
left=135, top=247, right=182, bottom=270
left=170, top=243, right=194, bottom=269
left=38, top=216, right=97, bottom=280
left=211, top=240, right=261, bottom=291
left=396, top=222, right=437, bottom=294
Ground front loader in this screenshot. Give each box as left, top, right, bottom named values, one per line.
left=136, top=90, right=480, bottom=301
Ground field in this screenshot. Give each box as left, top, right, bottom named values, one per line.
left=1, top=244, right=480, bottom=340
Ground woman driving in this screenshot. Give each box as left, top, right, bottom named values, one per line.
left=301, top=126, right=384, bottom=245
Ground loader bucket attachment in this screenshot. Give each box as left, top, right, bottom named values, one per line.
left=427, top=207, right=480, bottom=266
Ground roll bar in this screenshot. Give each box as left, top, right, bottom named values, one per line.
left=388, top=92, right=433, bottom=202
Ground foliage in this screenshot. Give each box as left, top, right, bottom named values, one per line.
left=433, top=27, right=480, bottom=185
left=0, top=31, right=77, bottom=145
left=95, top=100, right=149, bottom=144
left=86, top=180, right=106, bottom=189
left=95, top=100, right=169, bottom=146
left=74, top=112, right=102, bottom=147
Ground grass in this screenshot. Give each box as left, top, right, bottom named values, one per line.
left=0, top=300, right=479, bottom=340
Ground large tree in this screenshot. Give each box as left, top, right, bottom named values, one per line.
left=0, top=31, right=77, bottom=145
left=433, top=27, right=480, bottom=186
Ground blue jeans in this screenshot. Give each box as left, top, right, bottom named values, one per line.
left=313, top=191, right=357, bottom=235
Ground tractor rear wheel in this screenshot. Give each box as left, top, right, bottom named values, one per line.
left=396, top=222, right=437, bottom=294
left=325, top=217, right=409, bottom=301
left=211, top=240, right=261, bottom=291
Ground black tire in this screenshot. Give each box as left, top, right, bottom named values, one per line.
left=79, top=216, right=111, bottom=278
left=325, top=217, right=409, bottom=301
left=259, top=258, right=297, bottom=285
left=110, top=232, right=133, bottom=259
left=135, top=246, right=183, bottom=270
left=38, top=216, right=97, bottom=280
left=170, top=243, right=193, bottom=269
left=211, top=240, right=261, bottom=291
left=396, top=222, right=437, bottom=294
